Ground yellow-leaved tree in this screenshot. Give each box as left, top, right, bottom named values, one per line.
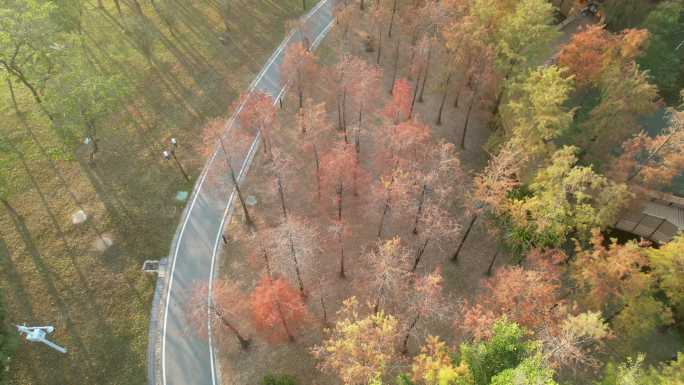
left=311, top=297, right=401, bottom=385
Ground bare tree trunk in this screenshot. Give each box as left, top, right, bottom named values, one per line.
left=337, top=183, right=343, bottom=221
left=275, top=297, right=295, bottom=342
left=376, top=27, right=383, bottom=65
left=388, top=0, right=398, bottom=37
left=418, top=44, right=432, bottom=103
left=6, top=78, right=20, bottom=115
left=486, top=248, right=500, bottom=276
left=378, top=198, right=391, bottom=238
left=277, top=176, right=287, bottom=219
left=288, top=232, right=306, bottom=297
left=114, top=0, right=123, bottom=17
left=436, top=73, right=451, bottom=125
left=389, top=41, right=400, bottom=94
left=401, top=314, right=420, bottom=354
left=408, top=71, right=421, bottom=119
left=452, top=214, right=477, bottom=262
left=313, top=144, right=321, bottom=202
left=412, top=238, right=429, bottom=272
left=338, top=227, right=346, bottom=278
left=217, top=310, right=251, bottom=349
left=460, top=87, right=478, bottom=150
left=412, top=184, right=426, bottom=234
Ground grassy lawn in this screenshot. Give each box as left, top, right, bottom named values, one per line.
left=0, top=1, right=309, bottom=384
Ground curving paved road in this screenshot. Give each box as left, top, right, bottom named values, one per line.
left=158, top=2, right=337, bottom=385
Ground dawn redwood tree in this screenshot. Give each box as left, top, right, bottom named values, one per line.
left=452, top=143, right=522, bottom=262
left=378, top=117, right=431, bottom=170
left=572, top=230, right=673, bottom=350
left=504, top=65, right=575, bottom=162
left=571, top=229, right=652, bottom=314
left=401, top=268, right=447, bottom=353
left=507, top=146, right=632, bottom=250
left=372, top=168, right=414, bottom=238
left=250, top=275, right=310, bottom=343
left=369, top=2, right=391, bottom=64
left=411, top=336, right=472, bottom=385
left=366, top=237, right=413, bottom=314
left=186, top=280, right=251, bottom=350
left=490, top=0, right=558, bottom=98
left=298, top=98, right=332, bottom=201
left=346, top=59, right=383, bottom=153
left=236, top=91, right=278, bottom=156
left=327, top=220, right=351, bottom=278
left=609, top=110, right=684, bottom=190
left=538, top=311, right=611, bottom=372
left=311, top=296, right=401, bottom=385
left=412, top=203, right=460, bottom=271
left=281, top=42, right=320, bottom=109
left=384, top=78, right=413, bottom=124
left=460, top=264, right=564, bottom=341
left=326, top=55, right=373, bottom=140
left=557, top=25, right=617, bottom=88
left=265, top=215, right=320, bottom=297
left=269, top=147, right=296, bottom=218
left=320, top=141, right=369, bottom=221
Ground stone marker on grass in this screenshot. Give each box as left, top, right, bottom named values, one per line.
left=71, top=210, right=87, bottom=225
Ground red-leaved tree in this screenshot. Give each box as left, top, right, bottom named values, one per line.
left=281, top=42, right=320, bottom=109
left=250, top=275, right=310, bottom=343
left=384, top=78, right=412, bottom=124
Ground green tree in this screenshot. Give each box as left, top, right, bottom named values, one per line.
left=506, top=146, right=632, bottom=250
left=599, top=354, right=684, bottom=385
left=0, top=0, right=60, bottom=108
left=638, top=0, right=684, bottom=104
left=504, top=66, right=575, bottom=162
left=44, top=50, right=131, bottom=149
left=460, top=319, right=535, bottom=385
left=647, top=235, right=684, bottom=317
left=490, top=354, right=558, bottom=385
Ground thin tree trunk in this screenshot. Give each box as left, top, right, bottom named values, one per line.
left=376, top=27, right=383, bottom=65
left=436, top=73, right=451, bottom=125
left=337, top=183, right=343, bottom=221
left=388, top=0, right=398, bottom=37
left=389, top=41, right=400, bottom=94
left=342, top=88, right=348, bottom=142
left=339, top=229, right=346, bottom=278
left=412, top=184, right=427, bottom=234
left=277, top=176, right=287, bottom=219
left=408, top=71, right=421, bottom=119
left=217, top=311, right=251, bottom=349
left=373, top=281, right=385, bottom=314
left=228, top=158, right=255, bottom=229
left=378, top=198, right=391, bottom=238
left=486, top=249, right=499, bottom=276
left=275, top=297, right=295, bottom=342
left=288, top=232, right=306, bottom=297
left=6, top=78, right=20, bottom=115
left=412, top=238, right=429, bottom=272
left=452, top=214, right=477, bottom=262
left=313, top=144, right=321, bottom=202
left=460, top=88, right=478, bottom=150
left=401, top=314, right=420, bottom=354
left=418, top=44, right=432, bottom=103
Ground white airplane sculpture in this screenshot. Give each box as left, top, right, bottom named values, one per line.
left=16, top=325, right=67, bottom=354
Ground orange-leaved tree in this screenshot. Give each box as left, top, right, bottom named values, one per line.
left=250, top=275, right=310, bottom=343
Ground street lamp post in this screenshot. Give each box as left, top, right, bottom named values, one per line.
left=163, top=137, right=190, bottom=182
